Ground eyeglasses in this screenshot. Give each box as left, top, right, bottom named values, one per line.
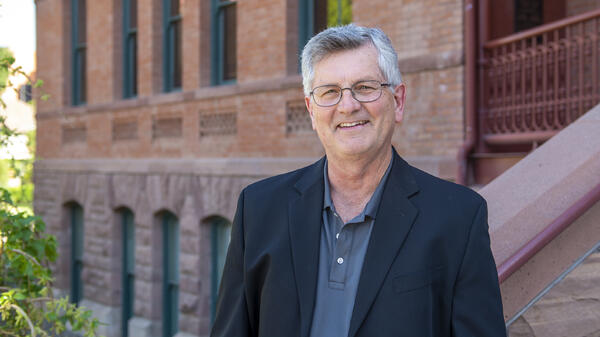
left=310, top=80, right=391, bottom=107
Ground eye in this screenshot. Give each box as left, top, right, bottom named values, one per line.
left=316, top=87, right=340, bottom=97
left=354, top=83, right=377, bottom=92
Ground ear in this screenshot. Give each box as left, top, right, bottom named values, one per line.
left=305, top=95, right=317, bottom=130
left=393, top=84, right=406, bottom=123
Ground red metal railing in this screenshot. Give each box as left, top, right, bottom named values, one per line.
left=481, top=9, right=600, bottom=146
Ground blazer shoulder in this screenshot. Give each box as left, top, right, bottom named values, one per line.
left=408, top=165, right=486, bottom=208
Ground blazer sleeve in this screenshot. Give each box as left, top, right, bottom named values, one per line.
left=210, top=190, right=252, bottom=337
left=451, top=199, right=507, bottom=337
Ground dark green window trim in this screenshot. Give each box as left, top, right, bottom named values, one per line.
left=71, top=0, right=86, bottom=105
left=210, top=217, right=232, bottom=321
left=298, top=0, right=352, bottom=66
left=211, top=0, right=237, bottom=85
left=70, top=204, right=84, bottom=305
left=123, top=0, right=138, bottom=98
left=162, top=212, right=179, bottom=337
left=121, top=209, right=135, bottom=337
left=163, top=0, right=182, bottom=92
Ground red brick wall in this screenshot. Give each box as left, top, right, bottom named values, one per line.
left=36, top=0, right=465, bottom=162
left=237, top=0, right=288, bottom=82
left=568, top=0, right=600, bottom=16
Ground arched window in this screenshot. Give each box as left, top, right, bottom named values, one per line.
left=119, top=208, right=135, bottom=337
left=68, top=203, right=84, bottom=305
left=161, top=212, right=179, bottom=337
left=210, top=216, right=232, bottom=320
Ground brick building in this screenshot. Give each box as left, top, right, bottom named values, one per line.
left=33, top=0, right=600, bottom=336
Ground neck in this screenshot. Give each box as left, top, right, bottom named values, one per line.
left=326, top=148, right=392, bottom=222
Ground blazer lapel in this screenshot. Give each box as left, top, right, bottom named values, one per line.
left=289, top=157, right=326, bottom=337
left=348, top=152, right=420, bottom=337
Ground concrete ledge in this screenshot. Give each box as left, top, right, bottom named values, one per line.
left=480, top=103, right=600, bottom=319
left=79, top=299, right=121, bottom=337
left=34, top=155, right=456, bottom=180
left=129, top=317, right=161, bottom=337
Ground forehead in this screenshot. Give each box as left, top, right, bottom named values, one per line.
left=312, top=44, right=383, bottom=87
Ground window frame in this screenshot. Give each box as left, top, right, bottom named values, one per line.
left=298, top=0, right=352, bottom=58
left=163, top=0, right=182, bottom=92
left=70, top=204, right=84, bottom=305
left=211, top=0, right=237, bottom=85
left=71, top=0, right=87, bottom=105
left=162, top=212, right=179, bottom=337
left=210, top=217, right=232, bottom=321
left=121, top=209, right=135, bottom=337
left=123, top=0, right=138, bottom=98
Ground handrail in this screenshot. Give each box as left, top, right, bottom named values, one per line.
left=485, top=8, right=600, bottom=48
left=498, top=182, right=600, bottom=283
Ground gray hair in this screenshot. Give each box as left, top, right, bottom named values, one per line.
left=301, top=24, right=402, bottom=96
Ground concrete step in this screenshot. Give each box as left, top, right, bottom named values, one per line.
left=508, top=251, right=600, bottom=337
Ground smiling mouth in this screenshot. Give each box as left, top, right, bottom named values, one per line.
left=338, top=120, right=369, bottom=128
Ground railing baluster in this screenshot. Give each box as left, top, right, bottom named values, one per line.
left=553, top=29, right=560, bottom=130
left=521, top=39, right=527, bottom=132
left=594, top=18, right=599, bottom=105
left=566, top=25, right=572, bottom=124
left=480, top=9, right=600, bottom=146
left=579, top=23, right=585, bottom=120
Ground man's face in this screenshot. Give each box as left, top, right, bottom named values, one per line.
left=305, top=44, right=406, bottom=162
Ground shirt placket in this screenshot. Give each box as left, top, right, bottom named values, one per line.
left=328, top=212, right=355, bottom=290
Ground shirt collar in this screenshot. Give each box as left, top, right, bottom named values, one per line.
left=323, top=152, right=393, bottom=221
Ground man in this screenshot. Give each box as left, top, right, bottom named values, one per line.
left=211, top=25, right=506, bottom=337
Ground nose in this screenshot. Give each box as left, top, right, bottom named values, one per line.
left=337, top=88, right=361, bottom=113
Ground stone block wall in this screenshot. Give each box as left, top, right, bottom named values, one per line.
left=34, top=162, right=260, bottom=336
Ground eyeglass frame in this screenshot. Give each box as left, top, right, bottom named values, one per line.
left=309, top=80, right=392, bottom=107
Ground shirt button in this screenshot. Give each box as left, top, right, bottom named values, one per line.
left=335, top=233, right=340, bottom=239
left=337, top=257, right=344, bottom=264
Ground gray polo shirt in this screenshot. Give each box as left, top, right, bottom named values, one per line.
left=308, top=158, right=392, bottom=337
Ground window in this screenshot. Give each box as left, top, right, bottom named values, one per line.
left=210, top=216, right=232, bottom=320
left=123, top=0, right=138, bottom=98
left=162, top=212, right=179, bottom=337
left=163, top=0, right=182, bottom=92
left=120, top=209, right=135, bottom=337
left=211, top=0, right=237, bottom=84
left=71, top=0, right=86, bottom=105
left=69, top=203, right=84, bottom=305
left=298, top=0, right=352, bottom=55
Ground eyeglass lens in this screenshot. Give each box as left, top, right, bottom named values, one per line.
left=312, top=81, right=385, bottom=107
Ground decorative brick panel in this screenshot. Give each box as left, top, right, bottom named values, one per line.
left=62, top=125, right=87, bottom=144
left=199, top=111, right=237, bottom=137
left=152, top=117, right=182, bottom=139
left=286, top=101, right=312, bottom=134
left=112, top=120, right=138, bottom=141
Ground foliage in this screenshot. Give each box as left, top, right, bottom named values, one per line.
left=327, top=0, right=352, bottom=27
left=0, top=191, right=102, bottom=336
left=0, top=47, right=13, bottom=96
left=0, top=14, right=100, bottom=336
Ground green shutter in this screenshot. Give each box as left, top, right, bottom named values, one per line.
left=211, top=217, right=232, bottom=321
left=70, top=204, right=84, bottom=305
left=121, top=209, right=135, bottom=337
left=211, top=0, right=237, bottom=85
left=163, top=0, right=182, bottom=92
left=123, top=0, right=138, bottom=98
left=162, top=213, right=179, bottom=337
left=71, top=0, right=86, bottom=105
left=298, top=0, right=353, bottom=58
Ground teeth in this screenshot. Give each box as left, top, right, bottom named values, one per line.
left=339, top=121, right=367, bottom=128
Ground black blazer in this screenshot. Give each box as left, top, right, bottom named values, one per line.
left=211, top=150, right=506, bottom=337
